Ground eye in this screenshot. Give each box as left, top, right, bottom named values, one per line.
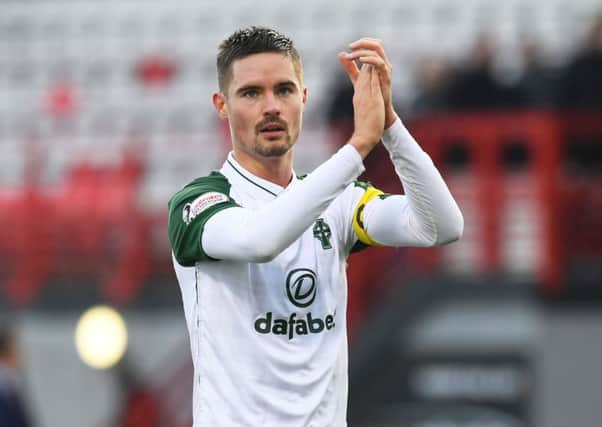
left=277, top=86, right=293, bottom=96
left=243, top=89, right=259, bottom=98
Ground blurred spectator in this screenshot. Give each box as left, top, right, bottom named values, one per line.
left=326, top=66, right=402, bottom=146
left=517, top=38, right=559, bottom=107
left=409, top=57, right=451, bottom=117
left=326, top=67, right=356, bottom=149
left=445, top=35, right=525, bottom=110
left=0, top=323, right=32, bottom=427
left=557, top=14, right=602, bottom=108
left=326, top=68, right=354, bottom=126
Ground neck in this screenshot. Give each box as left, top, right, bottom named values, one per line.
left=232, top=148, right=293, bottom=188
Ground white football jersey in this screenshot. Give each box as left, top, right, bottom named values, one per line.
left=169, top=152, right=376, bottom=427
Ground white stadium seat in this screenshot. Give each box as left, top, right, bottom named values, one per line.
left=1, top=0, right=601, bottom=202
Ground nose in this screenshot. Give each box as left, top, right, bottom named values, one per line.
left=262, top=92, right=280, bottom=116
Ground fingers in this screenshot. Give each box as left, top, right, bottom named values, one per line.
left=357, top=65, right=381, bottom=99
left=339, top=37, right=391, bottom=86
left=344, top=49, right=384, bottom=62
left=349, top=38, right=390, bottom=66
left=349, top=61, right=385, bottom=157
left=370, top=64, right=381, bottom=96
left=348, top=37, right=396, bottom=130
left=344, top=50, right=388, bottom=72
left=337, top=52, right=360, bottom=84
left=356, top=62, right=370, bottom=88
left=344, top=39, right=392, bottom=87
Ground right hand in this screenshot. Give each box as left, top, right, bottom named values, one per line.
left=340, top=60, right=385, bottom=158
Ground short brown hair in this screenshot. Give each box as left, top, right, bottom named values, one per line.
left=217, top=26, right=303, bottom=93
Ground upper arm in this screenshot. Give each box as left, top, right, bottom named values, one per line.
left=347, top=180, right=438, bottom=250
left=361, top=194, right=438, bottom=247
left=351, top=182, right=388, bottom=249
left=335, top=180, right=389, bottom=254
left=167, top=173, right=239, bottom=266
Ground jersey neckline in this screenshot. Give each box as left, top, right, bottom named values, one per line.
left=223, top=152, right=298, bottom=198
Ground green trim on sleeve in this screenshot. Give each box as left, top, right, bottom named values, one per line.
left=353, top=180, right=373, bottom=190
left=168, top=171, right=239, bottom=266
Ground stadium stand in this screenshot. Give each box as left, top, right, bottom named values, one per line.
left=1, top=0, right=601, bottom=303
left=1, top=1, right=602, bottom=426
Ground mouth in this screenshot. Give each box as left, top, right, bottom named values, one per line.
left=258, top=122, right=287, bottom=138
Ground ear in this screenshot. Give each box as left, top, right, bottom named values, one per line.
left=212, top=92, right=228, bottom=119
left=302, top=87, right=308, bottom=106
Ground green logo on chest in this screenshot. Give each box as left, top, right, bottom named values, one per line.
left=313, top=218, right=332, bottom=250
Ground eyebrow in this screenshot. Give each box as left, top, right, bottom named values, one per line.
left=275, top=80, right=297, bottom=88
left=235, top=80, right=298, bottom=96
left=235, top=85, right=262, bottom=96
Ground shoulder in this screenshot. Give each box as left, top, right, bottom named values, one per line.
left=167, top=171, right=239, bottom=265
left=168, top=171, right=233, bottom=209
left=168, top=171, right=239, bottom=229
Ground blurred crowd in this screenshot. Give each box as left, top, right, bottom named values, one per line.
left=328, top=15, right=602, bottom=124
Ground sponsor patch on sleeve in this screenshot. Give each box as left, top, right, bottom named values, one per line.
left=182, top=192, right=229, bottom=225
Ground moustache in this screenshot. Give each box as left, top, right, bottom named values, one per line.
left=255, top=117, right=288, bottom=134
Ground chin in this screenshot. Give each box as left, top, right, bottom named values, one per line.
left=254, top=138, right=293, bottom=158
left=256, top=146, right=291, bottom=158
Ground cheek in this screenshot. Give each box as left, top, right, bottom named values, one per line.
left=289, top=105, right=304, bottom=128
left=230, top=107, right=255, bottom=133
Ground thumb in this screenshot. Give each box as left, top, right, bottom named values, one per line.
left=337, top=52, right=360, bottom=85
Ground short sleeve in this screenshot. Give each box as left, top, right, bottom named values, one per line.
left=168, top=172, right=239, bottom=266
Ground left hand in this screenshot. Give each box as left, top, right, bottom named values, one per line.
left=338, top=37, right=398, bottom=129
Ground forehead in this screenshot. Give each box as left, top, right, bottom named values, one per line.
left=228, top=52, right=300, bottom=92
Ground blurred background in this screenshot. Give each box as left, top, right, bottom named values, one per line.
left=0, top=0, right=601, bottom=426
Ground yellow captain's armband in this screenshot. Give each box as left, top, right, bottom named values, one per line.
left=352, top=186, right=385, bottom=247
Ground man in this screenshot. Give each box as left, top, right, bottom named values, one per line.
left=168, top=27, right=463, bottom=426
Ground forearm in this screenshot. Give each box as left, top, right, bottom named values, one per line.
left=365, top=119, right=463, bottom=246
left=203, top=145, right=365, bottom=262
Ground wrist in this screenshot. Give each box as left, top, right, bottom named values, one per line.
left=384, top=106, right=398, bottom=129
left=348, top=134, right=377, bottom=159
